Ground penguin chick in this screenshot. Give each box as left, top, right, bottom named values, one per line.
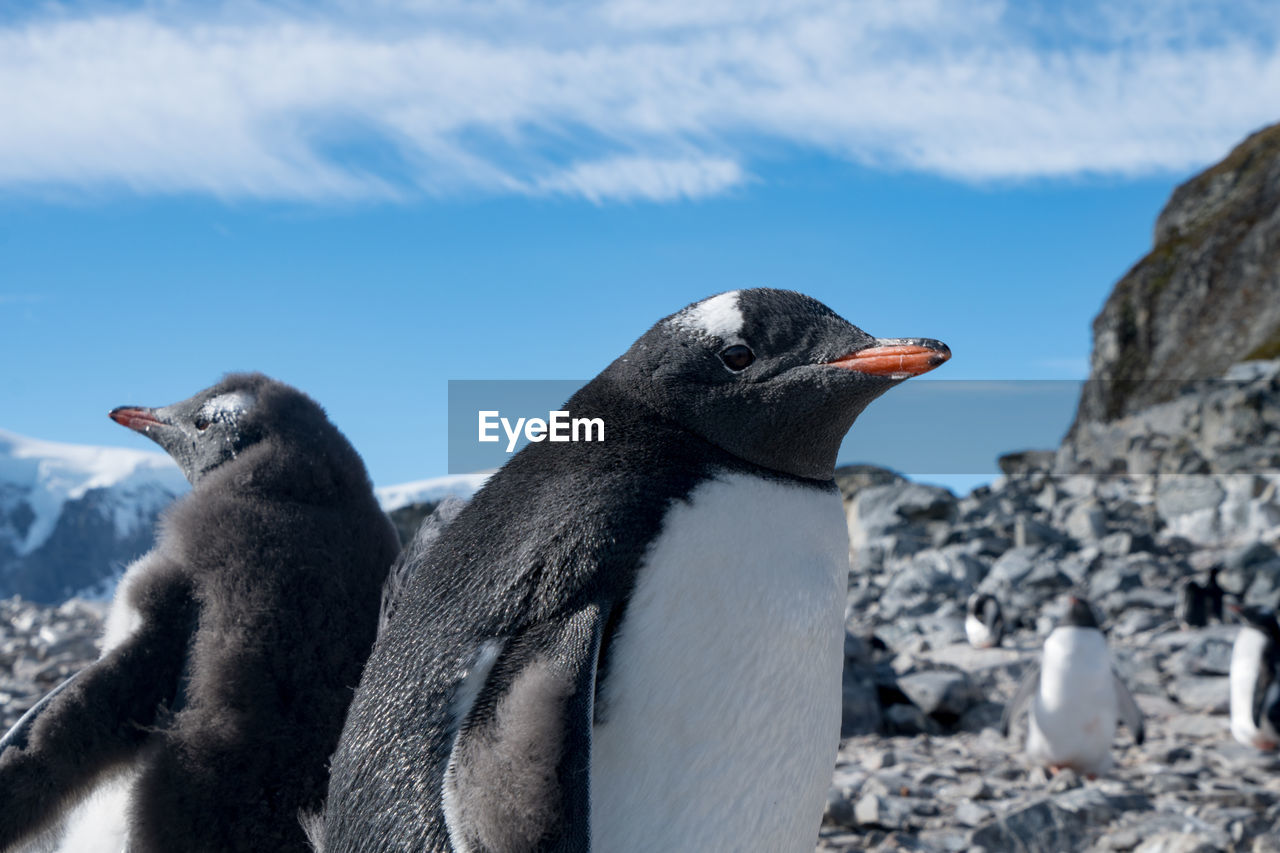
left=965, top=593, right=1005, bottom=649
left=0, top=373, right=400, bottom=853
left=1229, top=603, right=1280, bottom=750
left=1001, top=596, right=1144, bottom=776
left=321, top=289, right=950, bottom=853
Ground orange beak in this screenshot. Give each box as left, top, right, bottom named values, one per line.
left=827, top=340, right=950, bottom=378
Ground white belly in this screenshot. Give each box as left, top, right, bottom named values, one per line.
left=590, top=472, right=847, bottom=853
left=48, top=553, right=157, bottom=853
left=52, top=774, right=133, bottom=853
left=965, top=614, right=994, bottom=648
left=1027, top=627, right=1117, bottom=775
left=1230, top=626, right=1279, bottom=749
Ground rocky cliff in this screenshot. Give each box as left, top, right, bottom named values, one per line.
left=1072, top=122, right=1280, bottom=432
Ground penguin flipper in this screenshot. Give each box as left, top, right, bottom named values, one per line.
left=1000, top=660, right=1040, bottom=738
left=0, top=670, right=83, bottom=756
left=1112, top=668, right=1145, bottom=745
left=443, top=604, right=603, bottom=853
left=0, top=578, right=194, bottom=850
left=1253, top=645, right=1280, bottom=732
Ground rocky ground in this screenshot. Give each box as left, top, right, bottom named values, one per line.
left=821, top=625, right=1280, bottom=852
left=0, top=596, right=104, bottom=732
left=820, top=362, right=1280, bottom=851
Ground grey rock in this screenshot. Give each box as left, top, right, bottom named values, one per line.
left=883, top=702, right=938, bottom=736
left=980, top=547, right=1042, bottom=590
left=957, top=799, right=993, bottom=824
left=848, top=483, right=957, bottom=544
left=1014, top=516, right=1066, bottom=549
left=841, top=659, right=883, bottom=737
left=853, top=794, right=889, bottom=828
left=1163, top=631, right=1235, bottom=677
left=835, top=465, right=906, bottom=502
left=998, top=451, right=1057, bottom=477
left=823, top=788, right=858, bottom=829
left=970, top=800, right=1090, bottom=853
left=896, top=669, right=980, bottom=722
left=1064, top=499, right=1108, bottom=542
left=1133, top=834, right=1222, bottom=853
left=1156, top=477, right=1226, bottom=520
left=1089, top=559, right=1143, bottom=598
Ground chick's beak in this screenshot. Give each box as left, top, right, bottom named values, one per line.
left=109, top=406, right=165, bottom=433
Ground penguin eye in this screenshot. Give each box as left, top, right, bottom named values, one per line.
left=194, top=414, right=212, bottom=431
left=719, top=345, right=755, bottom=372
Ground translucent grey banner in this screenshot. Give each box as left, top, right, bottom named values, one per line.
left=447, top=379, right=1087, bottom=476
left=448, top=372, right=1280, bottom=478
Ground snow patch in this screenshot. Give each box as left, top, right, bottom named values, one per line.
left=376, top=471, right=492, bottom=512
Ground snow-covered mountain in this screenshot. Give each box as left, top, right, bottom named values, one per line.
left=0, top=429, right=188, bottom=602
left=0, top=429, right=487, bottom=603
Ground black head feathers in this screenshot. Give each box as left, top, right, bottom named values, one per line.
left=602, top=289, right=950, bottom=480
left=111, top=372, right=371, bottom=502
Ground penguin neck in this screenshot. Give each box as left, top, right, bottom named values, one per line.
left=207, top=437, right=366, bottom=507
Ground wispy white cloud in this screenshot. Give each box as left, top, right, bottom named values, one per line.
left=1, top=0, right=1278, bottom=203
left=533, top=156, right=746, bottom=203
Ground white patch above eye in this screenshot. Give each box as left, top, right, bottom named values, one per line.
left=670, top=290, right=743, bottom=340
left=201, top=391, right=256, bottom=423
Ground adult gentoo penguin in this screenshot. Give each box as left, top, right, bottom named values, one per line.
left=965, top=592, right=1005, bottom=649
left=0, top=373, right=400, bottom=853
left=1228, top=604, right=1280, bottom=750
left=1001, top=596, right=1144, bottom=776
left=321, top=289, right=950, bottom=853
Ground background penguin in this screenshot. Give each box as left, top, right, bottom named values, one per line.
left=1001, top=595, right=1144, bottom=776
left=965, top=592, right=1005, bottom=648
left=1178, top=566, right=1226, bottom=628
left=0, top=373, right=400, bottom=853
left=1229, top=603, right=1280, bottom=750
left=320, top=289, right=949, bottom=853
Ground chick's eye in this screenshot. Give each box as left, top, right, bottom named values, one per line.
left=194, top=414, right=212, bottom=431
left=719, top=344, right=755, bottom=372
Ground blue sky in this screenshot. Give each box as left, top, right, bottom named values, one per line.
left=2, top=1, right=1279, bottom=488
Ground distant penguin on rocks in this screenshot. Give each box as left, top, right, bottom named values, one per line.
left=1178, top=566, right=1226, bottom=628
left=320, top=289, right=950, bottom=853
left=0, top=373, right=400, bottom=853
left=1229, top=604, right=1280, bottom=750
left=1001, top=596, right=1144, bottom=776
left=965, top=592, right=1005, bottom=649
